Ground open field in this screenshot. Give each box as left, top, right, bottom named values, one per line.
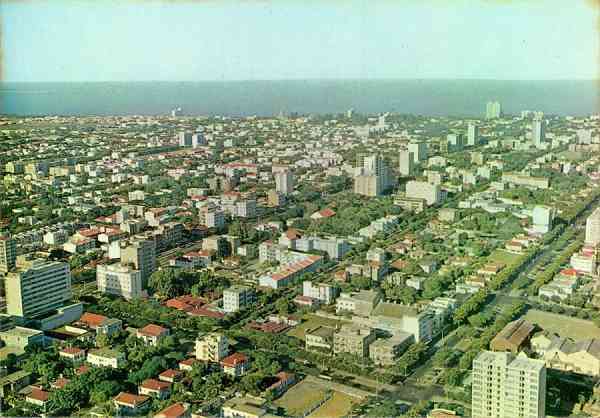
left=274, top=379, right=329, bottom=416
left=524, top=309, right=600, bottom=340
left=489, top=249, right=521, bottom=266
left=308, top=391, right=358, bottom=418
left=287, top=314, right=347, bottom=339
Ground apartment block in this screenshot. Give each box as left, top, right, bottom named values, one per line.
left=302, top=281, right=339, bottom=304
left=471, top=351, right=546, bottom=418
left=96, top=263, right=143, bottom=300
left=121, top=239, right=156, bottom=286
left=333, top=324, right=376, bottom=358
left=5, top=258, right=71, bottom=319
left=195, top=332, right=229, bottom=362
left=0, top=235, right=17, bottom=273
left=223, top=285, right=256, bottom=313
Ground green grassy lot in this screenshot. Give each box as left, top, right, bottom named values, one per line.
left=274, top=379, right=329, bottom=416
left=488, top=249, right=521, bottom=266
left=308, top=391, right=358, bottom=418
left=524, top=309, right=600, bottom=340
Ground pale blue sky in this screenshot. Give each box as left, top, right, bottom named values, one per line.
left=2, top=0, right=598, bottom=82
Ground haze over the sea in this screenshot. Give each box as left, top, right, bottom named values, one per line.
left=1, top=80, right=598, bottom=117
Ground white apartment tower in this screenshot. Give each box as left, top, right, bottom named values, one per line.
left=407, top=141, right=428, bottom=163
left=399, top=151, right=414, bottom=177
left=121, top=239, right=156, bottom=286
left=586, top=208, right=600, bottom=246
left=472, top=351, right=546, bottom=418
left=467, top=123, right=479, bottom=146
left=275, top=169, right=294, bottom=195
left=178, top=131, right=193, bottom=147
left=5, top=259, right=72, bottom=318
left=354, top=154, right=392, bottom=197
left=532, top=118, right=546, bottom=149
left=486, top=101, right=502, bottom=119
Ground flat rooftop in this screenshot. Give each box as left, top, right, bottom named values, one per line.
left=0, top=326, right=43, bottom=338
left=373, top=302, right=418, bottom=319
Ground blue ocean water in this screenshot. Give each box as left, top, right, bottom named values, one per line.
left=0, top=79, right=598, bottom=117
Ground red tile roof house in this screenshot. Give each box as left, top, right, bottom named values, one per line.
left=136, top=324, right=170, bottom=346
left=51, top=377, right=70, bottom=390
left=139, top=379, right=172, bottom=400
left=59, top=347, right=86, bottom=364
left=154, top=402, right=192, bottom=418
left=310, top=208, right=336, bottom=220
left=77, top=312, right=122, bottom=336
left=113, top=392, right=151, bottom=416
left=26, top=388, right=50, bottom=409
left=78, top=312, right=109, bottom=329
left=265, top=372, right=296, bottom=398
left=178, top=358, right=197, bottom=372
left=159, top=369, right=184, bottom=383
left=75, top=365, right=90, bottom=375
left=220, top=352, right=249, bottom=378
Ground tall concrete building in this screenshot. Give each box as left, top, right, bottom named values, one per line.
left=354, top=154, right=392, bottom=197
left=408, top=141, right=428, bottom=163
left=5, top=258, right=72, bottom=319
left=192, top=131, right=207, bottom=148
left=472, top=351, right=546, bottom=418
left=447, top=134, right=464, bottom=151
left=467, top=123, right=479, bottom=146
left=398, top=151, right=414, bottom=176
left=121, top=240, right=156, bottom=286
left=178, top=132, right=193, bottom=147
left=0, top=234, right=17, bottom=274
left=354, top=174, right=382, bottom=197
left=532, top=118, right=546, bottom=149
left=586, top=208, right=600, bottom=246
left=532, top=206, right=554, bottom=234
left=486, top=101, right=502, bottom=119
left=275, top=169, right=294, bottom=195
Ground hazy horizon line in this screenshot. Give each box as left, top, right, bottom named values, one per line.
left=2, top=77, right=600, bottom=84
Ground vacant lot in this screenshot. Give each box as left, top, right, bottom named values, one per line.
left=489, top=249, right=521, bottom=266
left=524, top=309, right=600, bottom=340
left=308, top=391, right=358, bottom=418
left=275, top=379, right=329, bottom=416
left=287, top=314, right=347, bottom=340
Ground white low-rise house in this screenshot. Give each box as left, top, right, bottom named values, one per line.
left=87, top=348, right=126, bottom=369
left=136, top=324, right=170, bottom=346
